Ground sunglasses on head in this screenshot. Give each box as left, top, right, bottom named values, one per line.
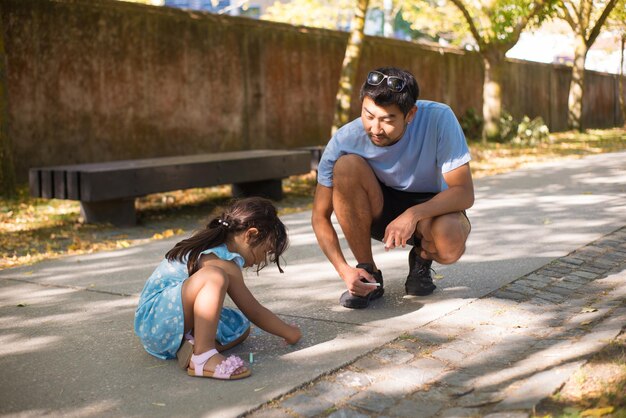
left=366, top=71, right=406, bottom=92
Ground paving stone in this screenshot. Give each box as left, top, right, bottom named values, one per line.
left=483, top=412, right=529, bottom=418
left=347, top=391, right=396, bottom=414
left=524, top=273, right=553, bottom=284
left=526, top=296, right=557, bottom=306
left=373, top=348, right=415, bottom=364
left=391, top=398, right=444, bottom=418
left=571, top=270, right=599, bottom=280
left=559, top=274, right=591, bottom=285
left=559, top=257, right=585, bottom=266
left=335, top=370, right=374, bottom=388
left=409, top=357, right=448, bottom=376
left=440, top=370, right=479, bottom=391
left=438, top=407, right=478, bottom=417
left=455, top=391, right=504, bottom=408
left=578, top=265, right=608, bottom=275
left=327, top=408, right=372, bottom=418
left=312, top=380, right=359, bottom=404
left=549, top=280, right=584, bottom=290
left=513, top=278, right=548, bottom=290
left=540, top=286, right=572, bottom=297
left=367, top=363, right=442, bottom=394
left=351, top=356, right=384, bottom=371
left=408, top=331, right=449, bottom=346
left=281, top=393, right=334, bottom=417
left=430, top=347, right=466, bottom=365
left=491, top=290, right=528, bottom=302
left=531, top=292, right=566, bottom=303
left=593, top=258, right=619, bottom=267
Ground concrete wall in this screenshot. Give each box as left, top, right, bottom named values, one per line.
left=1, top=0, right=624, bottom=181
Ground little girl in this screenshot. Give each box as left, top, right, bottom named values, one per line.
left=134, top=197, right=301, bottom=380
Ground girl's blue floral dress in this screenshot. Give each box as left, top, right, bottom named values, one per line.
left=134, top=244, right=250, bottom=360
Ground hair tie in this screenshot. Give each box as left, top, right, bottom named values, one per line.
left=217, top=218, right=230, bottom=228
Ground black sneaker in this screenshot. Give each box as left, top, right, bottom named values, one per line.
left=405, top=247, right=436, bottom=296
left=339, top=263, right=385, bottom=309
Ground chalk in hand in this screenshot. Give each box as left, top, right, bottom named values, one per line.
left=363, top=282, right=381, bottom=287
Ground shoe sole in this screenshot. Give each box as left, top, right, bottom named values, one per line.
left=340, top=288, right=384, bottom=309
left=176, top=339, right=194, bottom=370
left=405, top=284, right=436, bottom=296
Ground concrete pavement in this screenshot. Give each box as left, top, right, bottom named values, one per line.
left=1, top=151, right=625, bottom=417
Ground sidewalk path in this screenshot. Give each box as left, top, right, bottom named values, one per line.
left=0, top=152, right=625, bottom=417
left=246, top=227, right=625, bottom=418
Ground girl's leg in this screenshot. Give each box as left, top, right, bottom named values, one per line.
left=216, top=326, right=251, bottom=351
left=181, top=267, right=247, bottom=374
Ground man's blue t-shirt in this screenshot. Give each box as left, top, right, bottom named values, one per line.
left=317, top=100, right=471, bottom=193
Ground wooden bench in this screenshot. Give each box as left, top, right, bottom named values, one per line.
left=29, top=150, right=311, bottom=226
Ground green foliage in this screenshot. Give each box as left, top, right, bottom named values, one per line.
left=399, top=0, right=471, bottom=46
left=262, top=0, right=381, bottom=30
left=497, top=111, right=551, bottom=144
left=460, top=107, right=484, bottom=140
left=513, top=115, right=550, bottom=145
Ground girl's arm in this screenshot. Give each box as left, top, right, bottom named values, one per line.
left=212, top=259, right=301, bottom=344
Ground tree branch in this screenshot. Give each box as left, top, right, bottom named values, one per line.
left=511, top=0, right=551, bottom=41
left=448, top=0, right=485, bottom=49
left=586, top=0, right=619, bottom=47
left=560, top=0, right=578, bottom=30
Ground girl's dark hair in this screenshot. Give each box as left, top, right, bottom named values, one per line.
left=165, top=197, right=289, bottom=276
left=359, top=66, right=419, bottom=116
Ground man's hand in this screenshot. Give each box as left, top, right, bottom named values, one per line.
left=383, top=208, right=419, bottom=250
left=340, top=266, right=378, bottom=297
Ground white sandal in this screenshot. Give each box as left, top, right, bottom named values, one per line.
left=187, top=348, right=251, bottom=380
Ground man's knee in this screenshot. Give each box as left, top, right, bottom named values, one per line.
left=333, top=154, right=368, bottom=182
left=429, top=213, right=470, bottom=264
left=436, top=243, right=466, bottom=264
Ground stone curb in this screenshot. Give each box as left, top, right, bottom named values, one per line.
left=245, top=226, right=626, bottom=418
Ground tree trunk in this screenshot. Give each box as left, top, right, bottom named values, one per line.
left=0, top=12, right=16, bottom=198
left=567, top=35, right=589, bottom=131
left=618, top=33, right=626, bottom=126
left=481, top=49, right=505, bottom=143
left=331, top=0, right=369, bottom=135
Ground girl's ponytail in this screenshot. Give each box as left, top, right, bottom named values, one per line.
left=166, top=215, right=230, bottom=275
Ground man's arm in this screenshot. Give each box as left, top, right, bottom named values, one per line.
left=383, top=163, right=474, bottom=248
left=311, top=184, right=349, bottom=274
left=311, top=184, right=376, bottom=294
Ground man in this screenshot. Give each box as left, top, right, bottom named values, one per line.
left=312, top=66, right=474, bottom=309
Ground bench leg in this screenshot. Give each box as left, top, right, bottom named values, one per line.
left=80, top=199, right=137, bottom=226
left=232, top=179, right=283, bottom=201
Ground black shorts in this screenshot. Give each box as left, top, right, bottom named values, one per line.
left=370, top=181, right=470, bottom=245
left=370, top=181, right=436, bottom=243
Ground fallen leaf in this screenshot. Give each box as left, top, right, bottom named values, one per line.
left=580, top=320, right=592, bottom=326
left=581, top=307, right=598, bottom=313
left=17, top=303, right=27, bottom=307
left=116, top=240, right=131, bottom=248
left=581, top=406, right=614, bottom=417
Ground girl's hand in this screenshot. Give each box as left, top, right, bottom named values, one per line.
left=284, top=324, right=302, bottom=345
